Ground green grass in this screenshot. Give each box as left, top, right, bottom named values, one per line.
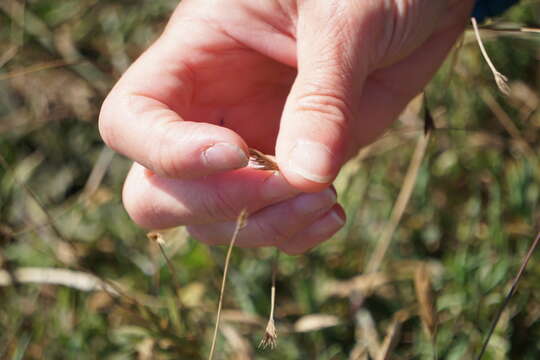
left=1, top=1, right=539, bottom=359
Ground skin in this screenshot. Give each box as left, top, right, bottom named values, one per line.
left=99, top=0, right=475, bottom=254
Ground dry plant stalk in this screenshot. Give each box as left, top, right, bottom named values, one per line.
left=355, top=309, right=381, bottom=358
left=247, top=148, right=281, bottom=350
left=0, top=154, right=166, bottom=329
left=259, top=250, right=280, bottom=349
left=366, top=130, right=431, bottom=274
left=477, top=231, right=540, bottom=360
left=414, top=264, right=438, bottom=343
left=0, top=267, right=118, bottom=293
left=208, top=148, right=281, bottom=357
left=376, top=310, right=410, bottom=360
left=147, top=231, right=183, bottom=310
left=208, top=209, right=248, bottom=360
left=471, top=17, right=510, bottom=95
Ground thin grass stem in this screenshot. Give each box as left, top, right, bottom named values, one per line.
left=471, top=17, right=510, bottom=95
left=208, top=209, right=248, bottom=360
left=476, top=231, right=540, bottom=359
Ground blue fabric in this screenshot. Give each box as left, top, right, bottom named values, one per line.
left=472, top=0, right=519, bottom=22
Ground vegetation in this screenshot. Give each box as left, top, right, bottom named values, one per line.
left=0, top=1, right=539, bottom=358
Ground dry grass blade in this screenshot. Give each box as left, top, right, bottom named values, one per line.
left=349, top=346, right=369, bottom=360
left=355, top=309, right=381, bottom=358
left=0, top=153, right=180, bottom=337
left=0, top=45, right=18, bottom=69
left=208, top=209, right=248, bottom=360
left=477, top=25, right=540, bottom=35
left=323, top=272, right=390, bottom=299
left=81, top=146, right=115, bottom=200
left=477, top=231, right=540, bottom=360
left=0, top=1, right=109, bottom=94
left=471, top=17, right=510, bottom=95
left=294, top=314, right=340, bottom=333
left=222, top=324, right=253, bottom=360
left=0, top=267, right=118, bottom=293
left=376, top=310, right=410, bottom=360
left=480, top=90, right=537, bottom=161
left=366, top=130, right=431, bottom=274
left=0, top=59, right=78, bottom=81
left=520, top=27, right=540, bottom=34
left=414, top=264, right=438, bottom=339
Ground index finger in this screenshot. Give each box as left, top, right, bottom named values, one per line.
left=99, top=20, right=250, bottom=179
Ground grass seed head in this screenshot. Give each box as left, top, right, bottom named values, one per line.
left=259, top=318, right=277, bottom=350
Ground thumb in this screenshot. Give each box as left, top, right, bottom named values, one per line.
left=276, top=3, right=374, bottom=192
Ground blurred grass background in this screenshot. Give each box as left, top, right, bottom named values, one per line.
left=0, top=1, right=539, bottom=359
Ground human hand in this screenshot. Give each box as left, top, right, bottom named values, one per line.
left=99, top=0, right=474, bottom=253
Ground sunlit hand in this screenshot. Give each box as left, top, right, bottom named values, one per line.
left=99, top=0, right=474, bottom=254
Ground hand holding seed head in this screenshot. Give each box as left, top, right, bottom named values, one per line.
left=99, top=0, right=475, bottom=253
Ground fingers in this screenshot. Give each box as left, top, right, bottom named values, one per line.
left=122, top=163, right=300, bottom=229
left=187, top=190, right=345, bottom=252
left=278, top=204, right=346, bottom=255
left=99, top=23, right=249, bottom=179
left=275, top=2, right=379, bottom=192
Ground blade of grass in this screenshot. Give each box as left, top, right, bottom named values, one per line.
left=366, top=129, right=431, bottom=274
left=476, top=231, right=540, bottom=359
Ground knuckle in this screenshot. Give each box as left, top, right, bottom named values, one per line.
left=295, top=87, right=353, bottom=132
left=147, top=117, right=182, bottom=178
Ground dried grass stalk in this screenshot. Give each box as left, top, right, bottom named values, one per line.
left=259, top=250, right=280, bottom=350
left=366, top=131, right=431, bottom=273
left=471, top=17, right=510, bottom=95
left=208, top=209, right=248, bottom=360
left=147, top=231, right=183, bottom=310
left=477, top=231, right=540, bottom=360
left=294, top=314, right=340, bottom=333
left=414, top=264, right=438, bottom=340
left=221, top=324, right=253, bottom=360
left=245, top=149, right=281, bottom=350
left=356, top=309, right=381, bottom=358
left=0, top=267, right=118, bottom=294
left=376, top=310, right=410, bottom=360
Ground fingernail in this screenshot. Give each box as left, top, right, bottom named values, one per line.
left=292, top=188, right=337, bottom=216
left=260, top=172, right=299, bottom=202
left=289, top=140, right=336, bottom=183
left=202, top=143, right=248, bottom=171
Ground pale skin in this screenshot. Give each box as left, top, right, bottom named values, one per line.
left=99, top=0, right=475, bottom=254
